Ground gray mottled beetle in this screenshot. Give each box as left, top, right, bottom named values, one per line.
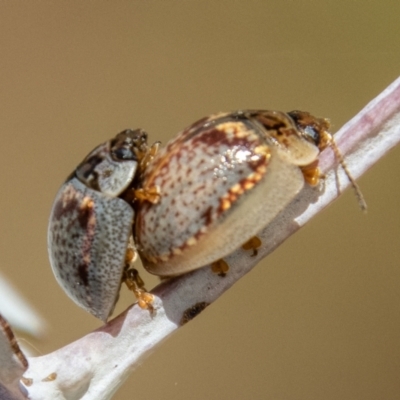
left=48, top=129, right=158, bottom=321
left=49, top=110, right=337, bottom=321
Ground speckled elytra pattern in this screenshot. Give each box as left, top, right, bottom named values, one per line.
left=135, top=111, right=297, bottom=266
left=48, top=177, right=134, bottom=321
left=134, top=110, right=329, bottom=275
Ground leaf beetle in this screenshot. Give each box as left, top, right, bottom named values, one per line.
left=49, top=110, right=352, bottom=321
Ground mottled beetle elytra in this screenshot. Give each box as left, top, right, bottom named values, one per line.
left=48, top=110, right=361, bottom=321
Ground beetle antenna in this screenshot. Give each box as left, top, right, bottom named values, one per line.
left=330, top=138, right=367, bottom=212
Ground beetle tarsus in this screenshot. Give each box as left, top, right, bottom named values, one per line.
left=211, top=259, right=229, bottom=277
left=134, top=186, right=161, bottom=204
left=140, top=141, right=160, bottom=170
left=123, top=268, right=154, bottom=311
left=300, top=161, right=322, bottom=186
left=241, top=236, right=262, bottom=257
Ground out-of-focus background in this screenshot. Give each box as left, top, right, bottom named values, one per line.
left=0, top=2, right=399, bottom=399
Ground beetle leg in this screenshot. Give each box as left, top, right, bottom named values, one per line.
left=133, top=142, right=161, bottom=204
left=123, top=268, right=154, bottom=311
left=138, top=141, right=160, bottom=171
left=134, top=185, right=161, bottom=204
left=300, top=160, right=323, bottom=186
left=123, top=238, right=154, bottom=311
left=241, top=236, right=262, bottom=257
left=211, top=259, right=229, bottom=277
left=125, top=239, right=138, bottom=265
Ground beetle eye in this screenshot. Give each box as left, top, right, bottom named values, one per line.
left=110, top=129, right=149, bottom=161
left=112, top=146, right=136, bottom=160
left=303, top=125, right=320, bottom=146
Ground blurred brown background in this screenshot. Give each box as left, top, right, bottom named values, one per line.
left=1, top=2, right=400, bottom=399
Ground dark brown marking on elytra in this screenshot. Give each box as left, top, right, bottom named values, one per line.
left=78, top=263, right=89, bottom=286
left=180, top=302, right=209, bottom=325
left=190, top=127, right=255, bottom=150
left=246, top=151, right=268, bottom=172
left=193, top=183, right=206, bottom=195
left=254, top=112, right=291, bottom=132
left=216, top=171, right=265, bottom=216
left=77, top=199, right=94, bottom=230
left=52, top=189, right=79, bottom=221
left=201, top=206, right=213, bottom=227
left=190, top=128, right=227, bottom=147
